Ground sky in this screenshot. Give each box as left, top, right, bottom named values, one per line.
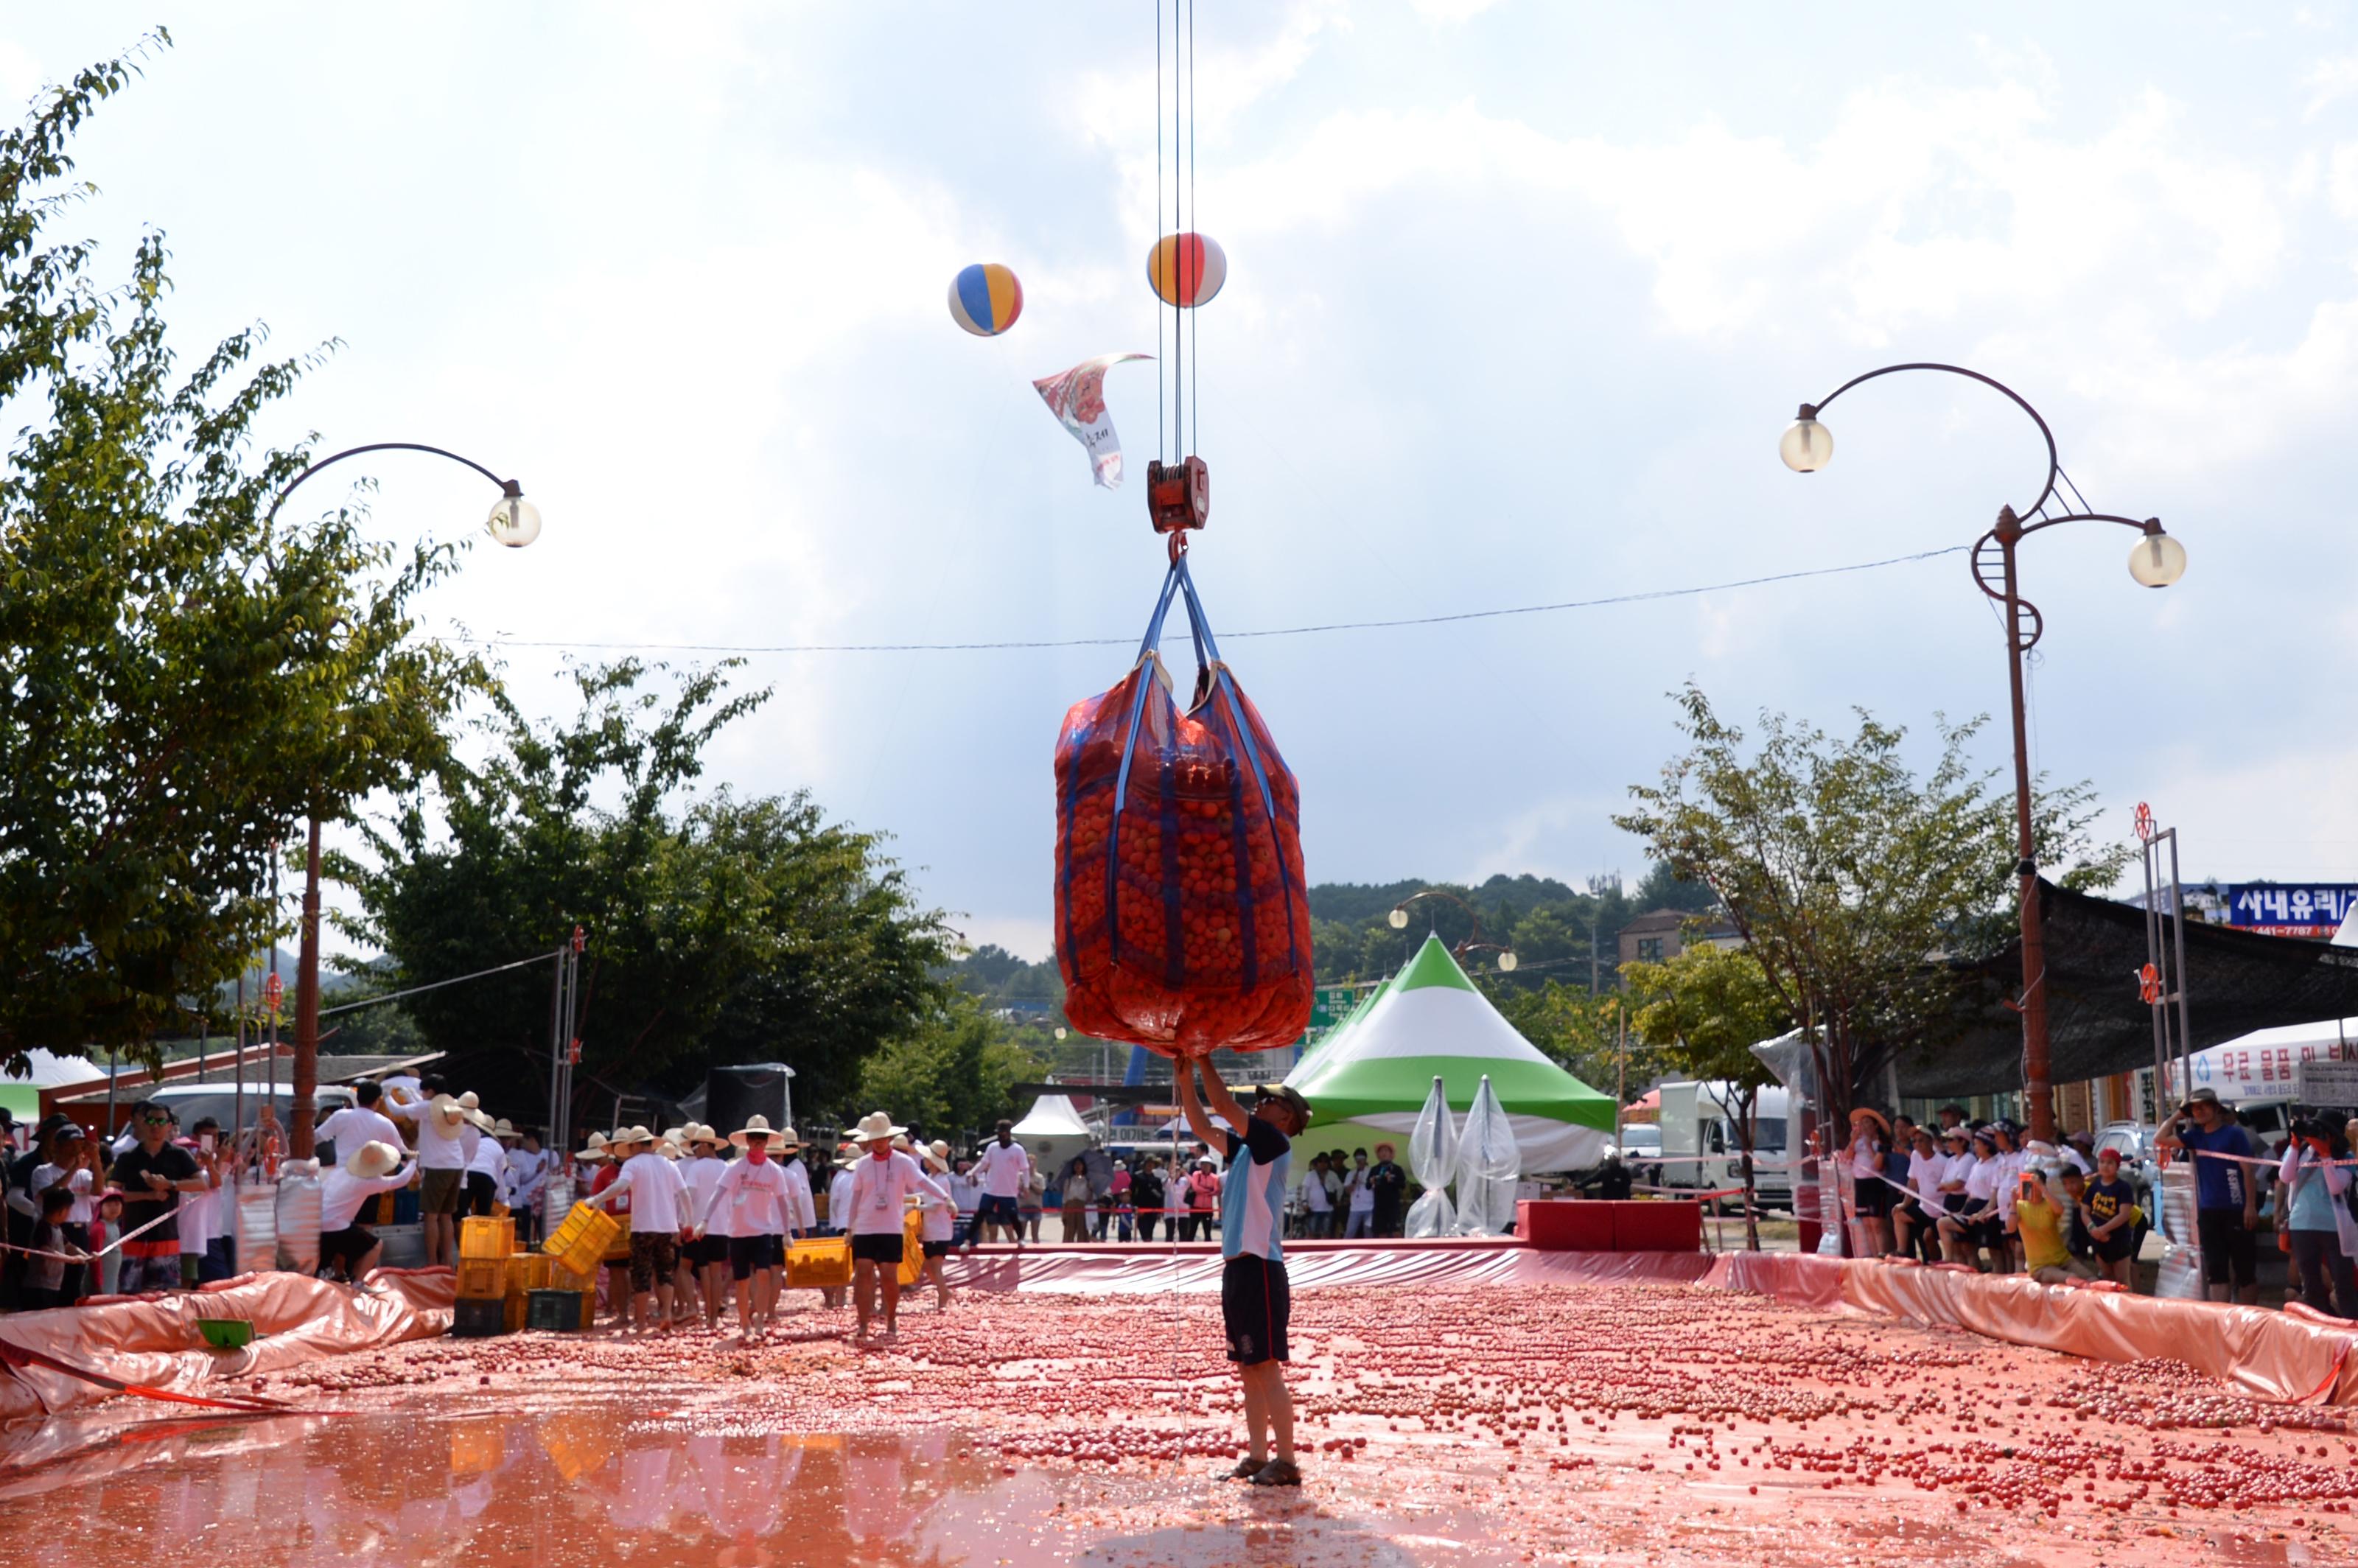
left=7, top=3, right=2358, bottom=962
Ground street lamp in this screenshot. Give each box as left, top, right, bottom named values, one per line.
left=1387, top=889, right=1519, bottom=973
left=265, top=442, right=541, bottom=1159
left=1781, top=363, right=2184, bottom=1141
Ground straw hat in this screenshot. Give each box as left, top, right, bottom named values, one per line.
left=689, top=1124, right=724, bottom=1150
left=730, top=1116, right=800, bottom=1151
left=851, top=1110, right=906, bottom=1144
left=491, top=1118, right=518, bottom=1141
left=458, top=1091, right=480, bottom=1112
left=344, top=1139, right=403, bottom=1180
left=921, top=1138, right=951, bottom=1173
left=576, top=1130, right=609, bottom=1163
left=609, top=1125, right=657, bottom=1154
left=1849, top=1106, right=1891, bottom=1137
left=427, top=1093, right=471, bottom=1130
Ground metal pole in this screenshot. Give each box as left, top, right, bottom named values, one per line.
left=547, top=941, right=565, bottom=1149
left=291, top=816, right=322, bottom=1159
left=267, top=851, right=281, bottom=1135
left=234, top=971, right=245, bottom=1159
left=2169, top=830, right=2194, bottom=1103
left=1999, top=523, right=2056, bottom=1144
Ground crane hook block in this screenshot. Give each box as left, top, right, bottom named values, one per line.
left=1146, top=455, right=1209, bottom=535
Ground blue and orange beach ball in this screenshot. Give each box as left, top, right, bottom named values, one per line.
left=947, top=262, right=1024, bottom=336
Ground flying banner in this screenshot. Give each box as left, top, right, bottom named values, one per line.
left=1032, top=352, right=1151, bottom=488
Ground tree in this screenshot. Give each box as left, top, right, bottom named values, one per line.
left=1495, top=980, right=1626, bottom=1092
left=1620, top=942, right=1791, bottom=1248
left=854, top=995, right=1044, bottom=1143
left=0, top=38, right=475, bottom=1073
left=336, top=661, right=958, bottom=1129
left=1614, top=685, right=2127, bottom=1133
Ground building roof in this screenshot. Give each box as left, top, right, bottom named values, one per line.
left=1617, top=909, right=1692, bottom=937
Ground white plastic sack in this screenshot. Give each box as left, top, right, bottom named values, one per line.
left=1404, top=1076, right=1458, bottom=1239
left=1452, top=1074, right=1522, bottom=1236
left=274, top=1159, right=321, bottom=1275
left=2154, top=1164, right=2205, bottom=1300
left=542, top=1175, right=575, bottom=1241
left=236, top=1180, right=278, bottom=1275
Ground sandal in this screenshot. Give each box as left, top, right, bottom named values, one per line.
left=1225, top=1456, right=1265, bottom=1480
left=1248, top=1458, right=1303, bottom=1488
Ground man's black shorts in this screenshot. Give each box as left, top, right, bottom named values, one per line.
left=1222, top=1255, right=1290, bottom=1366
left=2196, top=1206, right=2259, bottom=1287
left=320, top=1222, right=376, bottom=1270
left=921, top=1239, right=951, bottom=1259
left=690, top=1233, right=730, bottom=1269
left=850, top=1232, right=904, bottom=1266
left=728, top=1233, right=783, bottom=1281
left=973, top=1194, right=1020, bottom=1228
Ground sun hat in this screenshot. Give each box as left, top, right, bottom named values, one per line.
left=688, top=1124, right=723, bottom=1150
left=575, top=1130, right=609, bottom=1163
left=851, top=1110, right=907, bottom=1144
left=2183, top=1086, right=2224, bottom=1110
left=1942, top=1124, right=1972, bottom=1142
left=427, top=1093, right=471, bottom=1130
left=731, top=1115, right=800, bottom=1150
left=1849, top=1106, right=1891, bottom=1136
left=922, top=1138, right=952, bottom=1172
left=344, top=1139, right=403, bottom=1180
left=608, top=1125, right=657, bottom=1154
left=489, top=1117, right=518, bottom=1140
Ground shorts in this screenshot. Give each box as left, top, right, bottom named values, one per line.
left=628, top=1232, right=679, bottom=1292
left=419, top=1167, right=464, bottom=1215
left=1850, top=1175, right=1892, bottom=1217
left=116, top=1249, right=183, bottom=1295
left=2092, top=1226, right=2138, bottom=1264
left=688, top=1233, right=730, bottom=1269
left=1221, top=1255, right=1290, bottom=1367
left=922, top=1239, right=951, bottom=1259
left=321, top=1223, right=377, bottom=1271
left=465, top=1170, right=498, bottom=1216
left=850, top=1232, right=904, bottom=1267
left=974, top=1194, right=1019, bottom=1228
left=2196, top=1207, right=2259, bottom=1287
left=728, top=1234, right=783, bottom=1281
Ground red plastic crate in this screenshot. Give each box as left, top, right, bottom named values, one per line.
left=1516, top=1200, right=1616, bottom=1252
left=1609, top=1200, right=1702, bottom=1253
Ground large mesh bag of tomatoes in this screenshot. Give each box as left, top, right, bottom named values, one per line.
left=1054, top=559, right=1311, bottom=1057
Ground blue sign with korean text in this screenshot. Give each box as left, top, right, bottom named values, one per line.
left=2222, top=883, right=2358, bottom=938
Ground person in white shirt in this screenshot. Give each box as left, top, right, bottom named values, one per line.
left=695, top=1117, right=804, bottom=1340
left=968, top=1121, right=1032, bottom=1249
left=1894, top=1127, right=1946, bottom=1264
left=320, top=1140, right=420, bottom=1284
left=175, top=1123, right=225, bottom=1288
left=315, top=1082, right=408, bottom=1170
left=1939, top=1128, right=2005, bottom=1270
left=1342, top=1149, right=1378, bottom=1240
left=584, top=1127, right=691, bottom=1334
left=413, top=1093, right=477, bottom=1268
left=914, top=1143, right=958, bottom=1310
left=507, top=1131, right=550, bottom=1247
left=29, top=1124, right=97, bottom=1302
left=679, top=1124, right=733, bottom=1329
left=465, top=1113, right=511, bottom=1219
left=843, top=1111, right=928, bottom=1341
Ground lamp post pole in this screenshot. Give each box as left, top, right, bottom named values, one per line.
left=264, top=442, right=542, bottom=1160
left=1387, top=888, right=1519, bottom=973
left=1780, top=365, right=2184, bottom=1144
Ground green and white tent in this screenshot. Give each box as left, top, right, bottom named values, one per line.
left=1283, top=935, right=1616, bottom=1173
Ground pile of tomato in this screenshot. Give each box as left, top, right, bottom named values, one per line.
left=1054, top=659, right=1311, bottom=1057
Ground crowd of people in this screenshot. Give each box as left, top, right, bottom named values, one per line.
left=1836, top=1089, right=2358, bottom=1317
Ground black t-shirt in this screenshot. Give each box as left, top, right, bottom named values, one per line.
left=1222, top=1116, right=1292, bottom=1172
left=1368, top=1161, right=1408, bottom=1206
left=111, top=1143, right=200, bottom=1244
left=1132, top=1169, right=1165, bottom=1210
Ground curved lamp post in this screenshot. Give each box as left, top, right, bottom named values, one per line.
left=1387, top=889, right=1519, bottom=973
left=267, top=443, right=541, bottom=1158
left=1781, top=364, right=2184, bottom=1141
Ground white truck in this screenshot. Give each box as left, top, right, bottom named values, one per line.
left=1653, top=1080, right=1792, bottom=1214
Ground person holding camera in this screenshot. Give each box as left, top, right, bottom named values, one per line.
left=2277, top=1116, right=2358, bottom=1319
left=2160, top=1087, right=2262, bottom=1305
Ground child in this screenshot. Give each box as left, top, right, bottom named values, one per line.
left=2078, top=1148, right=2145, bottom=1288
left=22, top=1189, right=88, bottom=1309
left=93, top=1190, right=123, bottom=1296
left=2013, top=1167, right=2094, bottom=1285
left=914, top=1141, right=957, bottom=1310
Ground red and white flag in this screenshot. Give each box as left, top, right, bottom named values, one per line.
left=1032, top=352, right=1151, bottom=488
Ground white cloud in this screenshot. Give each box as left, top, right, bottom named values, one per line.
left=2331, top=144, right=2358, bottom=219
left=1412, top=0, right=1507, bottom=21
left=2304, top=52, right=2358, bottom=116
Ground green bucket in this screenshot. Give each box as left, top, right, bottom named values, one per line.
left=197, top=1318, right=255, bottom=1351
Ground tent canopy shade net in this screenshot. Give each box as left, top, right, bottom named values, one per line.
left=1286, top=936, right=1615, bottom=1173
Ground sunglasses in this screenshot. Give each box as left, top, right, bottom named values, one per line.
left=141, top=1116, right=171, bottom=1127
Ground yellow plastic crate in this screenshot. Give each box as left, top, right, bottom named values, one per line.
left=785, top=1235, right=851, bottom=1288
left=505, top=1253, right=552, bottom=1295
left=460, top=1216, right=514, bottom=1260
left=456, top=1259, right=508, bottom=1301
left=898, top=1207, right=925, bottom=1287
left=540, top=1202, right=622, bottom=1276
left=545, top=1259, right=596, bottom=1293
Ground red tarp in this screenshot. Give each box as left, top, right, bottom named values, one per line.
left=0, top=1267, right=451, bottom=1424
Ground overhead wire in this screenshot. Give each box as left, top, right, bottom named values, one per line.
left=461, top=545, right=1968, bottom=657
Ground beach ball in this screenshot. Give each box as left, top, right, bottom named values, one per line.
left=948, top=262, right=1024, bottom=336
left=1147, top=232, right=1226, bottom=308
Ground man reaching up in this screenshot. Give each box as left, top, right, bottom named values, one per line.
left=1176, top=1057, right=1309, bottom=1488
